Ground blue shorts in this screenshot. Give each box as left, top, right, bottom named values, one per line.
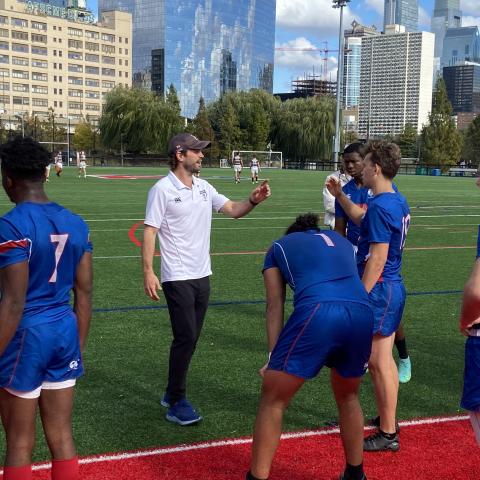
left=461, top=335, right=480, bottom=411
left=0, top=313, right=83, bottom=392
left=369, top=281, right=406, bottom=336
left=268, top=301, right=374, bottom=379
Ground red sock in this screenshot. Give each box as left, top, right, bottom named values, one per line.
left=3, top=465, right=32, bottom=480
left=51, top=457, right=79, bottom=480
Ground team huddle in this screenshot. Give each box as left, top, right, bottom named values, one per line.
left=0, top=135, right=478, bottom=480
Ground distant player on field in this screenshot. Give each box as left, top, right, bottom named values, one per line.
left=459, top=177, right=480, bottom=446
left=0, top=137, right=93, bottom=480
left=54, top=151, right=63, bottom=177
left=247, top=213, right=373, bottom=480
left=327, top=140, right=410, bottom=452
left=233, top=151, right=243, bottom=184
left=334, top=143, right=412, bottom=385
left=250, top=155, right=260, bottom=184
left=78, top=150, right=87, bottom=179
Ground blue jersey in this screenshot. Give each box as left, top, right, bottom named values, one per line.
left=335, top=180, right=399, bottom=246
left=263, top=229, right=369, bottom=308
left=0, top=202, right=92, bottom=328
left=356, top=192, right=410, bottom=281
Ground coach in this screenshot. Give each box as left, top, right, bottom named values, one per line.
left=142, top=133, right=271, bottom=426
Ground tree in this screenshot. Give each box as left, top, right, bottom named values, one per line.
left=189, top=97, right=219, bottom=160
left=396, top=123, right=419, bottom=159
left=217, top=95, right=242, bottom=156
left=420, top=79, right=462, bottom=166
left=73, top=121, right=95, bottom=152
left=165, top=84, right=184, bottom=138
left=462, top=115, right=480, bottom=166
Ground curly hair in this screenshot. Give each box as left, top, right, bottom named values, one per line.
left=285, top=213, right=320, bottom=235
left=0, top=136, right=50, bottom=180
left=361, top=140, right=401, bottom=179
left=342, top=142, right=365, bottom=156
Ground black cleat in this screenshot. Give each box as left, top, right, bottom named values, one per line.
left=369, top=415, right=400, bottom=433
left=339, top=475, right=367, bottom=480
left=364, top=431, right=399, bottom=452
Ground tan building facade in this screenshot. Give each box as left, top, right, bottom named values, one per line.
left=0, top=0, right=131, bottom=125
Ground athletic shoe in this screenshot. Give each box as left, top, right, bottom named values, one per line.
left=166, top=399, right=202, bottom=426
left=339, top=474, right=367, bottom=480
left=369, top=415, right=400, bottom=433
left=363, top=431, right=399, bottom=452
left=160, top=392, right=170, bottom=408
left=398, top=356, right=412, bottom=383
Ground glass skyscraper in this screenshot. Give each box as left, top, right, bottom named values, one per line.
left=431, top=0, right=462, bottom=59
left=441, top=26, right=480, bottom=70
left=98, top=0, right=276, bottom=118
left=383, top=0, right=418, bottom=33
left=443, top=64, right=480, bottom=114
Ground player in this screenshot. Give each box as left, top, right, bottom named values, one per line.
left=335, top=143, right=412, bottom=385
left=233, top=151, right=243, bottom=184
left=323, top=166, right=350, bottom=229
left=0, top=137, right=93, bottom=480
left=459, top=177, right=480, bottom=446
left=45, top=162, right=52, bottom=182
left=247, top=213, right=373, bottom=480
left=54, top=151, right=63, bottom=177
left=250, top=155, right=260, bottom=183
left=327, top=140, right=410, bottom=452
left=78, top=151, right=87, bottom=179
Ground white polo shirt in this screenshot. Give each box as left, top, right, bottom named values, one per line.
left=144, top=171, right=229, bottom=283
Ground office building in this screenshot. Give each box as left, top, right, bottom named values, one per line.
left=384, top=0, right=418, bottom=33
left=0, top=0, right=131, bottom=123
left=443, top=62, right=480, bottom=114
left=431, top=0, right=462, bottom=60
left=98, top=0, right=276, bottom=118
left=358, top=26, right=434, bottom=138
left=441, top=26, right=480, bottom=70
left=343, top=20, right=379, bottom=109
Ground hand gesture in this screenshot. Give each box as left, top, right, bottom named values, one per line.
left=325, top=176, right=343, bottom=198
left=460, top=281, right=480, bottom=335
left=250, top=179, right=271, bottom=204
left=144, top=271, right=162, bottom=301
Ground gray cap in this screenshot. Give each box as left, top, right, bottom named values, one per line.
left=168, top=133, right=211, bottom=157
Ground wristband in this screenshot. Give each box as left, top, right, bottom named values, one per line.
left=249, top=197, right=259, bottom=206
left=477, top=225, right=480, bottom=258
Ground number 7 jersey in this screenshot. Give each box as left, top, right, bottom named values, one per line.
left=356, top=192, right=410, bottom=281
left=0, top=201, right=93, bottom=328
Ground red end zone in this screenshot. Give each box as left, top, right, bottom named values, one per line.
left=14, top=415, right=479, bottom=479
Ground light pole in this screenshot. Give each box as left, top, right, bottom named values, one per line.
left=118, top=113, right=124, bottom=167
left=15, top=113, right=25, bottom=137
left=332, top=0, right=350, bottom=170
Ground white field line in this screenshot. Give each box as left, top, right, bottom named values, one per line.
left=9, top=414, right=467, bottom=473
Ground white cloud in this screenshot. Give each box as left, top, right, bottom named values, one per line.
left=275, top=37, right=339, bottom=86
left=461, top=0, right=480, bottom=18
left=276, top=0, right=362, bottom=38
left=462, top=15, right=480, bottom=27
left=364, top=0, right=383, bottom=16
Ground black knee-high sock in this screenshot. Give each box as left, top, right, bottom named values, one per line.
left=246, top=472, right=268, bottom=480
left=394, top=337, right=409, bottom=359
left=344, top=463, right=364, bottom=480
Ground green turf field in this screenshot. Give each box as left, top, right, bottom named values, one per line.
left=0, top=166, right=478, bottom=461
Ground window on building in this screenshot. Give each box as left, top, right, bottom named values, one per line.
left=31, top=85, right=48, bottom=94
left=0, top=41, right=8, bottom=50
left=68, top=27, right=83, bottom=37
left=0, top=82, right=9, bottom=91
left=31, top=21, right=47, bottom=31
left=86, top=103, right=100, bottom=111
left=68, top=64, right=83, bottom=73
left=0, top=29, right=8, bottom=38
left=85, top=66, right=99, bottom=75
left=12, top=43, right=28, bottom=53
left=11, top=18, right=27, bottom=28
left=85, top=42, right=99, bottom=52
left=85, top=78, right=99, bottom=87
left=12, top=31, right=28, bottom=41
left=31, top=34, right=47, bottom=43
left=32, top=46, right=47, bottom=55
left=12, top=83, right=29, bottom=92
left=102, top=68, right=115, bottom=76
left=0, top=17, right=8, bottom=25
left=85, top=53, right=99, bottom=62
left=68, top=76, right=83, bottom=85
left=69, top=89, right=83, bottom=98
left=68, top=51, right=83, bottom=60
left=102, top=56, right=115, bottom=65
left=68, top=39, right=83, bottom=49
left=101, top=80, right=114, bottom=89
left=13, top=96, right=29, bottom=105
left=101, top=33, right=115, bottom=42
left=85, top=90, right=99, bottom=99
left=85, top=30, right=99, bottom=39
left=32, top=98, right=48, bottom=107
left=12, top=57, right=28, bottom=66
left=101, top=44, right=115, bottom=54
left=32, top=72, right=48, bottom=81
left=68, top=101, right=83, bottom=109
left=11, top=70, right=28, bottom=79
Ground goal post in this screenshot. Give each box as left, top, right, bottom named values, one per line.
left=227, top=150, right=283, bottom=169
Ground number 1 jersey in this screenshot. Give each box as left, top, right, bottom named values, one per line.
left=0, top=202, right=92, bottom=328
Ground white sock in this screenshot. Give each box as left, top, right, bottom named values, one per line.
left=469, top=411, right=480, bottom=446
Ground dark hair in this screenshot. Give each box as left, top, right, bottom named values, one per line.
left=342, top=142, right=364, bottom=156
left=361, top=140, right=401, bottom=179
left=285, top=213, right=320, bottom=235
left=0, top=136, right=50, bottom=180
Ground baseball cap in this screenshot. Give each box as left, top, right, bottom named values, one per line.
left=168, top=133, right=211, bottom=157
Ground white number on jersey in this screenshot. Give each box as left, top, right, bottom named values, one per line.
left=49, top=233, right=69, bottom=283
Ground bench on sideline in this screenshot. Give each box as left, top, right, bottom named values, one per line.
left=448, top=167, right=478, bottom=177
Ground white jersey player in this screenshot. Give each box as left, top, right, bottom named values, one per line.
left=233, top=153, right=243, bottom=184
left=250, top=156, right=260, bottom=183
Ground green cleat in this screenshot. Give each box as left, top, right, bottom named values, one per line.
left=398, top=356, right=411, bottom=383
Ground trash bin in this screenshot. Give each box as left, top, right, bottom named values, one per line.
left=431, top=168, right=441, bottom=176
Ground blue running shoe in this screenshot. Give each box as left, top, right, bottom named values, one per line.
left=160, top=392, right=170, bottom=408
left=166, top=399, right=202, bottom=426
left=398, top=356, right=411, bottom=383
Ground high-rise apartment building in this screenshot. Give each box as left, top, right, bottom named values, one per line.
left=98, top=0, right=276, bottom=119
left=358, top=26, right=434, bottom=138
left=383, top=0, right=418, bottom=33
left=431, top=0, right=462, bottom=60
left=0, top=0, right=131, bottom=123
left=342, top=20, right=379, bottom=109
left=443, top=63, right=480, bottom=114
left=441, top=26, right=480, bottom=70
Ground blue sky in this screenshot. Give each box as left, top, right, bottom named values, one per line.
left=88, top=0, right=480, bottom=93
